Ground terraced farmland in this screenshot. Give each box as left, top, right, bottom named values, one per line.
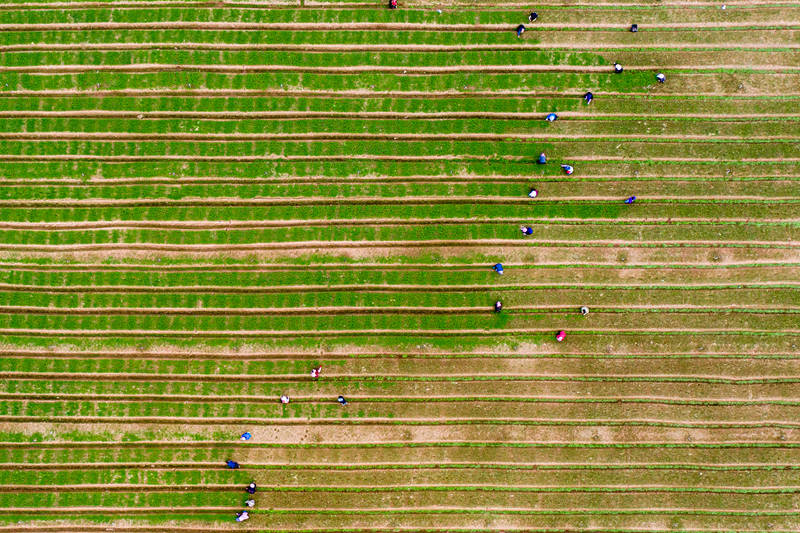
left=0, top=0, right=799, bottom=531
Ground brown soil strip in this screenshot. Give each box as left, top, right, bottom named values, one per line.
left=0, top=281, right=796, bottom=294
left=0, top=64, right=796, bottom=74
left=0, top=305, right=795, bottom=316
left=0, top=415, right=797, bottom=427
left=5, top=132, right=800, bottom=142
left=5, top=218, right=800, bottom=232
left=1, top=89, right=796, bottom=99
left=0, top=241, right=797, bottom=254
left=0, top=505, right=790, bottom=515
left=0, top=348, right=791, bottom=361
left=4, top=461, right=794, bottom=471
left=1, top=175, right=798, bottom=186
left=1, top=155, right=796, bottom=163
left=1, top=371, right=795, bottom=383
left=5, top=261, right=797, bottom=271
left=0, top=483, right=796, bottom=493
left=2, top=196, right=797, bottom=208
left=4, top=393, right=798, bottom=405
left=0, top=326, right=795, bottom=338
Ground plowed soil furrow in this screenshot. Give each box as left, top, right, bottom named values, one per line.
left=3, top=305, right=799, bottom=316
left=3, top=220, right=800, bottom=232
left=2, top=89, right=798, bottom=98
left=1, top=155, right=797, bottom=163
left=0, top=348, right=797, bottom=361
left=0, top=483, right=796, bottom=494
left=3, top=393, right=798, bottom=405
left=2, top=416, right=800, bottom=427
left=0, top=281, right=797, bottom=293
left=1, top=241, right=799, bottom=254
left=5, top=196, right=800, bottom=207
left=7, top=132, right=800, bottom=142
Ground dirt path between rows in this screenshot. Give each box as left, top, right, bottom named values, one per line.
left=3, top=218, right=799, bottom=232
left=2, top=89, right=797, bottom=98
left=0, top=304, right=796, bottom=316
left=0, top=240, right=797, bottom=254
left=5, top=132, right=799, bottom=141
left=3, top=195, right=798, bottom=207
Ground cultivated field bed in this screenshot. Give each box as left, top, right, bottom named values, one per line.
left=1, top=0, right=798, bottom=531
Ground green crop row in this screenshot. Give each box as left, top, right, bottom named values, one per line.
left=8, top=308, right=798, bottom=333
left=0, top=49, right=608, bottom=68
left=2, top=266, right=796, bottom=289
left=0, top=140, right=795, bottom=164
left=0, top=5, right=790, bottom=25
left=0, top=221, right=795, bottom=246
left=0, top=157, right=794, bottom=182
left=3, top=94, right=796, bottom=115
left=0, top=70, right=670, bottom=94
left=0, top=490, right=238, bottom=508
left=6, top=118, right=799, bottom=139
left=0, top=204, right=796, bottom=224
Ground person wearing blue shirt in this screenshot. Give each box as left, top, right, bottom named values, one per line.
left=537, top=152, right=547, bottom=164
left=584, top=91, right=593, bottom=104
left=625, top=196, right=636, bottom=204
left=516, top=24, right=525, bottom=37
left=546, top=113, right=557, bottom=122
left=493, top=263, right=504, bottom=275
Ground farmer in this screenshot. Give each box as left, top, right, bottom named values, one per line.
left=226, top=460, right=240, bottom=469
left=556, top=330, right=566, bottom=342
left=494, top=301, right=503, bottom=313
left=584, top=91, right=593, bottom=104
left=528, top=188, right=538, bottom=198
left=280, top=395, right=290, bottom=404
left=546, top=113, right=558, bottom=122
left=389, top=0, right=397, bottom=8
left=630, top=23, right=638, bottom=32
left=338, top=395, right=348, bottom=406
left=235, top=511, right=250, bottom=522
left=516, top=24, right=525, bottom=37
left=656, top=72, right=666, bottom=83
left=247, top=482, right=257, bottom=494
left=614, top=62, right=623, bottom=73
left=520, top=226, right=534, bottom=236
left=239, top=432, right=252, bottom=441
left=528, top=12, right=538, bottom=22
left=580, top=306, right=589, bottom=316
left=537, top=152, right=547, bottom=164
left=624, top=196, right=636, bottom=204
left=311, top=366, right=322, bottom=379
left=245, top=499, right=255, bottom=508
left=493, top=263, right=504, bottom=275
left=561, top=164, right=574, bottom=175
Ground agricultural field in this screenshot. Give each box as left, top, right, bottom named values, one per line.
left=0, top=0, right=798, bottom=531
